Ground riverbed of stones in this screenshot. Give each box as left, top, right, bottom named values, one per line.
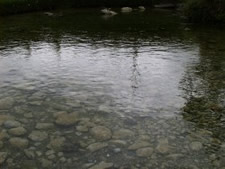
left=0, top=95, right=225, bottom=169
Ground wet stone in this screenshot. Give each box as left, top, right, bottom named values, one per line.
left=20, top=160, right=37, bottom=169
left=8, top=127, right=27, bottom=136
left=4, top=120, right=21, bottom=129
left=156, top=138, right=170, bottom=154
left=90, top=161, right=114, bottom=169
left=87, top=142, right=108, bottom=152
left=113, top=129, right=135, bottom=139
left=190, top=141, right=203, bottom=151
left=40, top=159, right=52, bottom=168
left=0, top=115, right=14, bottom=126
left=90, top=126, right=112, bottom=141
left=9, top=137, right=29, bottom=148
left=109, top=140, right=127, bottom=146
left=28, top=131, right=48, bottom=142
left=0, top=130, right=9, bottom=140
left=0, top=97, right=14, bottom=110
left=136, top=147, right=153, bottom=157
left=59, top=157, right=66, bottom=163
left=48, top=137, right=66, bottom=151
left=35, top=123, right=54, bottom=130
left=55, top=112, right=79, bottom=126
left=0, top=141, right=3, bottom=149
left=24, top=150, right=35, bottom=159
left=113, top=148, right=121, bottom=153
left=0, top=152, right=7, bottom=164
left=76, top=125, right=89, bottom=132
left=128, top=140, right=151, bottom=150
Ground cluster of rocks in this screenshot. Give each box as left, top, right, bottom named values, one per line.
left=0, top=96, right=223, bottom=169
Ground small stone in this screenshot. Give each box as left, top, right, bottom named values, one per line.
left=136, top=147, right=153, bottom=157
left=57, top=152, right=63, bottom=157
left=0, top=115, right=14, bottom=126
left=24, top=150, right=35, bottom=159
left=109, top=140, right=127, bottom=146
left=28, top=131, right=48, bottom=142
left=24, top=113, right=33, bottom=118
left=0, top=141, right=3, bottom=149
left=4, top=120, right=21, bottom=129
left=113, top=129, right=135, bottom=139
left=0, top=97, right=14, bottom=110
left=139, top=135, right=151, bottom=141
left=190, top=142, right=203, bottom=151
left=8, top=127, right=27, bottom=136
left=90, top=161, right=113, bottom=169
left=90, top=126, right=112, bottom=141
left=0, top=152, right=7, bottom=164
left=20, top=160, right=37, bottom=169
left=40, top=159, right=52, bottom=168
left=55, top=112, right=79, bottom=126
left=60, top=157, right=66, bottom=162
left=48, top=137, right=66, bottom=151
left=128, top=141, right=150, bottom=150
left=87, top=142, right=108, bottom=152
left=76, top=125, right=89, bottom=132
left=156, top=138, right=170, bottom=154
left=48, top=154, right=56, bottom=160
left=9, top=137, right=29, bottom=148
left=35, top=123, right=54, bottom=130
left=113, top=148, right=121, bottom=153
left=36, top=151, right=42, bottom=157
left=45, top=150, right=55, bottom=156
left=0, top=130, right=9, bottom=141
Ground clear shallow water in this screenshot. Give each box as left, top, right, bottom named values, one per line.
left=0, top=9, right=225, bottom=169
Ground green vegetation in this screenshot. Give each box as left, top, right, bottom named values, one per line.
left=184, top=0, right=225, bottom=22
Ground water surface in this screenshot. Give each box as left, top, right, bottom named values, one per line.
left=0, top=9, right=225, bottom=169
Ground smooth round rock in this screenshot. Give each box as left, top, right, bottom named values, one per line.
left=0, top=97, right=14, bottom=110
left=28, top=131, right=48, bottom=142
left=55, top=112, right=79, bottom=126
left=0, top=152, right=7, bottom=164
left=87, top=142, right=108, bottom=152
left=136, top=147, right=153, bottom=157
left=90, top=126, right=112, bottom=141
left=8, top=127, right=27, bottom=136
left=113, top=129, right=134, bottom=139
left=190, top=142, right=203, bottom=151
left=4, top=120, right=21, bottom=129
left=9, top=137, right=29, bottom=148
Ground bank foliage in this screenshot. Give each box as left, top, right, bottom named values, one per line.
left=184, top=0, right=225, bottom=22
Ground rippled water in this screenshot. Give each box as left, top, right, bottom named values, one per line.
left=0, top=9, right=225, bottom=169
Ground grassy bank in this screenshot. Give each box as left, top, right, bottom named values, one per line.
left=184, top=0, right=225, bottom=23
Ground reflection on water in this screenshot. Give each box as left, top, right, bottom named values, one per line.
left=0, top=9, right=225, bottom=169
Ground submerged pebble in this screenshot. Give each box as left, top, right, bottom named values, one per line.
left=90, top=126, right=112, bottom=141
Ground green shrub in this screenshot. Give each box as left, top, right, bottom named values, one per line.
left=184, top=0, right=225, bottom=22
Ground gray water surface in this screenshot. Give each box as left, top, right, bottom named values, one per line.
left=0, top=9, right=225, bottom=169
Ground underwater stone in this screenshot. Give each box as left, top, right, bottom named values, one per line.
left=0, top=97, right=14, bottom=110
left=113, top=129, right=135, bottom=139
left=90, top=126, right=112, bottom=141
left=28, top=131, right=48, bottom=142
left=90, top=161, right=113, bottom=169
left=55, top=112, right=79, bottom=126
left=9, top=137, right=29, bottom=148
left=136, top=147, right=153, bottom=157
left=8, top=127, right=27, bottom=136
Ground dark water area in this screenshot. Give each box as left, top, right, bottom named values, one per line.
left=0, top=9, right=225, bottom=169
